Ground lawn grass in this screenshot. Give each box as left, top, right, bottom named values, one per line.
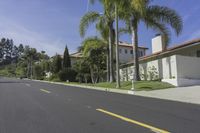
left=65, top=81, right=175, bottom=91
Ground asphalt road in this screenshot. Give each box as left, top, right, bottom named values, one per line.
left=0, top=77, right=200, bottom=133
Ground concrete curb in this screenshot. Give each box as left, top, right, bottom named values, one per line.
left=30, top=79, right=135, bottom=95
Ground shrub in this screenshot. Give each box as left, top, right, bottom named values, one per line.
left=34, top=64, right=44, bottom=80
left=58, top=68, right=77, bottom=82
left=49, top=74, right=60, bottom=81
left=148, top=66, right=159, bottom=81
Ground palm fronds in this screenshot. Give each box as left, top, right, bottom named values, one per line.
left=79, top=11, right=100, bottom=37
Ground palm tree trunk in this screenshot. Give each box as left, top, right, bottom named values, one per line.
left=90, top=66, right=94, bottom=84
left=106, top=47, right=110, bottom=82
left=115, top=3, right=120, bottom=88
left=131, top=21, right=140, bottom=81
left=30, top=56, right=33, bottom=80
left=108, top=22, right=114, bottom=83
left=27, top=61, right=29, bottom=78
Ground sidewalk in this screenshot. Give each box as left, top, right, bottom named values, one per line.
left=135, top=86, right=200, bottom=105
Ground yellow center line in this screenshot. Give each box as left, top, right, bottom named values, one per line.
left=40, top=89, right=51, bottom=94
left=96, top=108, right=170, bottom=133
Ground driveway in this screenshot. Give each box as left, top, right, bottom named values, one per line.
left=135, top=86, right=200, bottom=105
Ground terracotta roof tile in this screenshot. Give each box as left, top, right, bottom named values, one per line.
left=125, top=38, right=200, bottom=65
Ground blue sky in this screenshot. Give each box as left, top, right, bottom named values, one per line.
left=0, top=0, right=200, bottom=56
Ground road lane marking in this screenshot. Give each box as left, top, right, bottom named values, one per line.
left=96, top=109, right=170, bottom=133
left=40, top=89, right=51, bottom=94
left=25, top=84, right=31, bottom=87
left=86, top=105, right=92, bottom=109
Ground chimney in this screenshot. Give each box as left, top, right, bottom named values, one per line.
left=152, top=34, right=165, bottom=53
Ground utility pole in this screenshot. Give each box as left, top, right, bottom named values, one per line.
left=115, top=3, right=120, bottom=88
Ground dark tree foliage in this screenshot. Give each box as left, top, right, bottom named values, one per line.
left=58, top=68, right=77, bottom=82
left=51, top=54, right=62, bottom=74
left=34, top=64, right=44, bottom=80
left=0, top=38, right=23, bottom=65
left=63, top=45, right=71, bottom=68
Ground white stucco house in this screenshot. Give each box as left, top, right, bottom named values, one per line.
left=118, top=41, right=148, bottom=64
left=70, top=52, right=83, bottom=66
left=120, top=35, right=200, bottom=87
left=70, top=41, right=148, bottom=66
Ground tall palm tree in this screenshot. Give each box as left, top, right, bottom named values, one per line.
left=95, top=19, right=110, bottom=82
left=79, top=0, right=116, bottom=83
left=120, top=0, right=183, bottom=81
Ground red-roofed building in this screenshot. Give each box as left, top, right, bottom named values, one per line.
left=120, top=35, right=200, bottom=87
left=70, top=52, right=83, bottom=66
left=69, top=42, right=148, bottom=66
left=118, top=41, right=148, bottom=64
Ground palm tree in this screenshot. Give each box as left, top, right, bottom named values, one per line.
left=79, top=0, right=116, bottom=83
left=120, top=0, right=183, bottom=81
left=95, top=19, right=110, bottom=82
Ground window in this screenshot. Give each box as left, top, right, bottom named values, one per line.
left=119, top=49, right=122, bottom=53
left=141, top=51, right=144, bottom=56
left=130, top=50, right=133, bottom=54
left=125, top=49, right=127, bottom=54
left=137, top=51, right=143, bottom=57
left=197, top=50, right=200, bottom=57
left=138, top=51, right=140, bottom=57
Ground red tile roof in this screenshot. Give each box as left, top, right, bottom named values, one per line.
left=118, top=41, right=148, bottom=49
left=70, top=52, right=83, bottom=58
left=124, top=38, right=200, bottom=65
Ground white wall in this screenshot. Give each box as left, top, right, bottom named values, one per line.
left=139, top=55, right=178, bottom=80
left=161, top=55, right=177, bottom=79
left=119, top=46, right=146, bottom=64
left=176, top=55, right=200, bottom=79
left=120, top=54, right=200, bottom=86
left=119, top=46, right=133, bottom=64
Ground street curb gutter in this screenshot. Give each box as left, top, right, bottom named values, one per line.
left=30, top=79, right=135, bottom=95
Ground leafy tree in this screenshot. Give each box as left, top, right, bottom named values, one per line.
left=0, top=38, right=6, bottom=62
left=12, top=45, right=19, bottom=63
left=63, top=45, right=71, bottom=68
left=58, top=68, right=77, bottom=82
left=34, top=64, right=44, bottom=80
left=0, top=38, right=23, bottom=65
left=16, top=62, right=26, bottom=77
left=0, top=38, right=50, bottom=80
left=81, top=37, right=106, bottom=83
left=37, top=51, right=49, bottom=61
left=51, top=54, right=62, bottom=74
left=0, top=38, right=13, bottom=64
left=22, top=46, right=38, bottom=78
left=74, top=59, right=91, bottom=83
left=18, top=44, right=24, bottom=56
left=40, top=60, right=51, bottom=73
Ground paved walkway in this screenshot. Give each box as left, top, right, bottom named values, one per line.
left=135, top=86, right=200, bottom=105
